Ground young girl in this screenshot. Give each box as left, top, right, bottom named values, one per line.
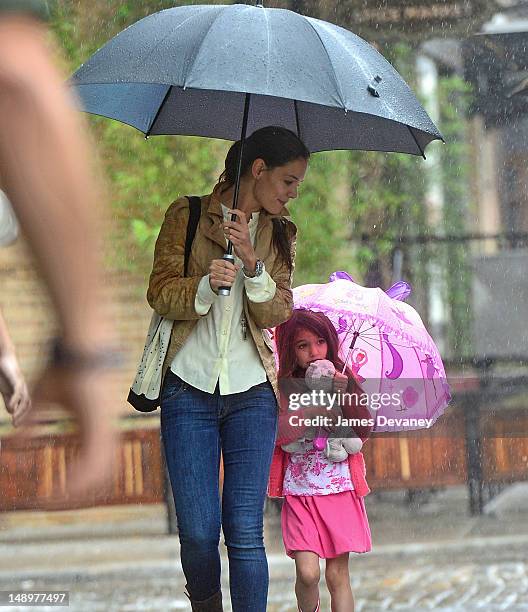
left=268, top=309, right=372, bottom=612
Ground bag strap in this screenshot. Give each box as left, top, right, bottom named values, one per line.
left=184, top=196, right=201, bottom=277
left=127, top=196, right=201, bottom=414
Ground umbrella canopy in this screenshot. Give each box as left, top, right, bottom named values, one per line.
left=71, top=3, right=443, bottom=156
left=274, top=272, right=451, bottom=433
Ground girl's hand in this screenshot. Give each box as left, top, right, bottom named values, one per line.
left=223, top=209, right=256, bottom=271
left=208, top=258, right=240, bottom=293
left=333, top=371, right=349, bottom=393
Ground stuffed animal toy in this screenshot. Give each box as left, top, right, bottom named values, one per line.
left=304, top=359, right=335, bottom=393
left=281, top=359, right=363, bottom=460
left=324, top=428, right=363, bottom=461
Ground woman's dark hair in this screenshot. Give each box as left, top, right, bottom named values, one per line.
left=219, top=126, right=310, bottom=273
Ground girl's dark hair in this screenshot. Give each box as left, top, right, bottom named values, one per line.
left=276, top=309, right=368, bottom=432
left=219, top=126, right=310, bottom=273
left=275, top=309, right=352, bottom=380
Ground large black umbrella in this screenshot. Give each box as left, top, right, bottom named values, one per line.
left=72, top=2, right=442, bottom=154
left=72, top=2, right=443, bottom=291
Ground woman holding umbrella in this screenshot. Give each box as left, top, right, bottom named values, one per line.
left=147, top=126, right=309, bottom=611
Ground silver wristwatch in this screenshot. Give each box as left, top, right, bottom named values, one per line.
left=243, top=259, right=264, bottom=278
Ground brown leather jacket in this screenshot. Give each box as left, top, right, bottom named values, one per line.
left=146, top=188, right=297, bottom=402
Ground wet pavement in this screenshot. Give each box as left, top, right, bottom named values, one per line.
left=1, top=486, right=527, bottom=611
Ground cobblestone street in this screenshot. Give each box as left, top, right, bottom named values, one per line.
left=1, top=536, right=527, bottom=611
left=0, top=524, right=528, bottom=612
left=1, top=488, right=528, bottom=611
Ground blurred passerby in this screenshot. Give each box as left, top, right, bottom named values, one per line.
left=0, top=0, right=119, bottom=498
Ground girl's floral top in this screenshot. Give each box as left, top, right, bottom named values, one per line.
left=283, top=442, right=354, bottom=496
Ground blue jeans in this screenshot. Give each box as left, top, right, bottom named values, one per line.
left=160, top=370, right=278, bottom=612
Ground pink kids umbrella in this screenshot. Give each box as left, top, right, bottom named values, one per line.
left=275, top=271, right=450, bottom=434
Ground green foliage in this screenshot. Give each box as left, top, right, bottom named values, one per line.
left=290, top=151, right=354, bottom=286
left=92, top=112, right=226, bottom=273
left=131, top=219, right=159, bottom=251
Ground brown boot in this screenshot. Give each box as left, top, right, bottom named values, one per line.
left=184, top=586, right=223, bottom=611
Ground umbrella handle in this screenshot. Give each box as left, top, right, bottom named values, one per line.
left=217, top=253, right=236, bottom=297
left=341, top=330, right=360, bottom=373
left=313, top=427, right=328, bottom=451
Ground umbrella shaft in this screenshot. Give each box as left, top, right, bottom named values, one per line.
left=225, top=93, right=251, bottom=258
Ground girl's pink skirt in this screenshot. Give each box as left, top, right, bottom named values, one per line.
left=281, top=491, right=372, bottom=559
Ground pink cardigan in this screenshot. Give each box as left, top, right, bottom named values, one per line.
left=267, top=380, right=372, bottom=498
left=267, top=445, right=370, bottom=498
